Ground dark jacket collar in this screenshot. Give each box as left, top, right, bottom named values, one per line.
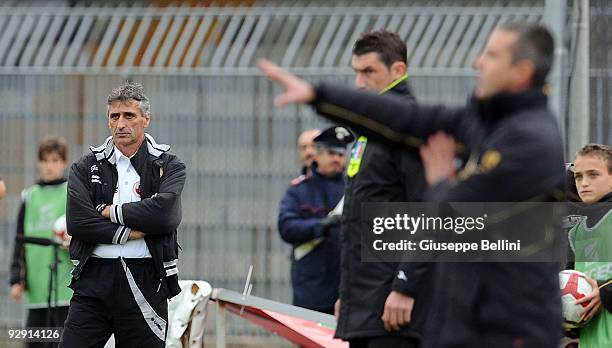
left=386, top=76, right=416, bottom=102
left=131, top=138, right=153, bottom=176
left=89, top=133, right=170, bottom=165
left=580, top=192, right=612, bottom=228
left=599, top=192, right=612, bottom=203
left=37, top=177, right=67, bottom=186
left=471, top=87, right=548, bottom=124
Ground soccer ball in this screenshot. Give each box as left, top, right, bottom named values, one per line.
left=52, top=214, right=68, bottom=243
left=559, top=270, right=593, bottom=329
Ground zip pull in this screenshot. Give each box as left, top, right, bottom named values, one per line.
left=156, top=279, right=162, bottom=293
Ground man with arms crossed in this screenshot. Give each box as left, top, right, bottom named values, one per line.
left=61, top=82, right=186, bottom=347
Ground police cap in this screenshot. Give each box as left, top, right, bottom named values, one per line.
left=313, top=126, right=354, bottom=154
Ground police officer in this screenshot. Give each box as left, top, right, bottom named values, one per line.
left=278, top=126, right=354, bottom=314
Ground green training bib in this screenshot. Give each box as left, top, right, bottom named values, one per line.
left=569, top=211, right=612, bottom=348
left=22, top=183, right=73, bottom=308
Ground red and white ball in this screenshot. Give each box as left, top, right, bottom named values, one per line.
left=559, top=270, right=593, bottom=329
left=52, top=214, right=68, bottom=242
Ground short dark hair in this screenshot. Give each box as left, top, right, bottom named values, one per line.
left=352, top=30, right=407, bottom=68
left=38, top=136, right=68, bottom=162
left=107, top=81, right=151, bottom=116
left=497, top=22, right=554, bottom=87
left=577, top=143, right=612, bottom=173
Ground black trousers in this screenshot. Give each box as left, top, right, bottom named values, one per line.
left=349, top=336, right=419, bottom=348
left=26, top=306, right=69, bottom=348
left=424, top=263, right=561, bottom=348
left=60, top=258, right=168, bottom=348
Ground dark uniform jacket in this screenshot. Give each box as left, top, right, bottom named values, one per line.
left=67, top=134, right=186, bottom=299
left=310, top=85, right=565, bottom=347
left=278, top=164, right=344, bottom=313
left=334, top=79, right=430, bottom=341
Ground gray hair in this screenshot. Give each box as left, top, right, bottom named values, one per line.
left=106, top=81, right=151, bottom=116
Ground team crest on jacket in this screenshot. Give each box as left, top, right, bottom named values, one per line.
left=133, top=181, right=141, bottom=197
left=480, top=150, right=502, bottom=172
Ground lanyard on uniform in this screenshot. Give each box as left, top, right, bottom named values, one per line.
left=379, top=74, right=408, bottom=95
left=347, top=74, right=409, bottom=179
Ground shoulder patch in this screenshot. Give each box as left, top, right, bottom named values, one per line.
left=291, top=174, right=308, bottom=186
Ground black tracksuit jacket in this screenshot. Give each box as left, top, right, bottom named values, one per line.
left=335, top=79, right=431, bottom=342
left=67, top=134, right=186, bottom=299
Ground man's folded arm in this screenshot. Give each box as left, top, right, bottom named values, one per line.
left=115, top=158, right=186, bottom=235
left=67, top=162, right=131, bottom=245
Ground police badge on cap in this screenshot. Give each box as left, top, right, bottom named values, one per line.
left=313, top=126, right=355, bottom=154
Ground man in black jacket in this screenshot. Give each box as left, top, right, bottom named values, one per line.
left=328, top=30, right=428, bottom=348
left=260, top=22, right=564, bottom=347
left=60, top=82, right=186, bottom=347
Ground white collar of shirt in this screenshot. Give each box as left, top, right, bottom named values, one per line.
left=114, top=146, right=135, bottom=164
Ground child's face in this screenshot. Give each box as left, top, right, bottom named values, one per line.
left=38, top=152, right=66, bottom=182
left=574, top=154, right=612, bottom=204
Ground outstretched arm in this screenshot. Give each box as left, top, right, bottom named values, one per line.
left=258, top=59, right=469, bottom=150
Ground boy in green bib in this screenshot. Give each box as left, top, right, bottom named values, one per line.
left=9, top=137, right=72, bottom=344
left=569, top=144, right=612, bottom=348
